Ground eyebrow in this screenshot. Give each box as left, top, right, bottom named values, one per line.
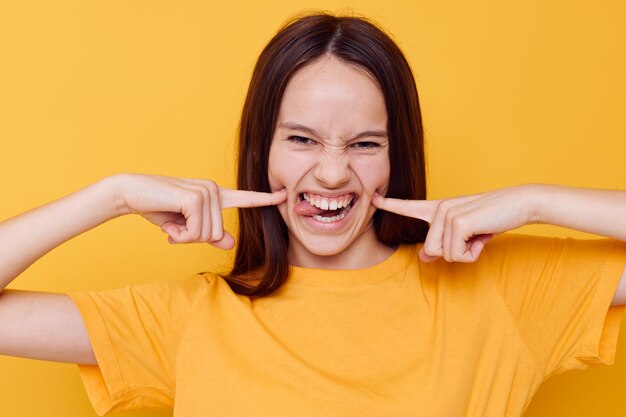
left=278, top=121, right=388, bottom=140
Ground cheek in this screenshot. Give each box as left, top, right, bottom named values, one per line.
left=352, top=156, right=390, bottom=193
left=267, top=166, right=285, bottom=193
left=268, top=144, right=306, bottom=192
left=267, top=145, right=288, bottom=192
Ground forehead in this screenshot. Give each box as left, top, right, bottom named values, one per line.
left=276, top=55, right=387, bottom=139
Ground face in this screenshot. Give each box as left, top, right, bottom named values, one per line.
left=268, top=55, right=391, bottom=267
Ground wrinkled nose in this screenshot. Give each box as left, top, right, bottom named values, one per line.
left=313, top=152, right=350, bottom=188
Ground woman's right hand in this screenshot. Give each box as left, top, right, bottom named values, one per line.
left=117, top=173, right=287, bottom=249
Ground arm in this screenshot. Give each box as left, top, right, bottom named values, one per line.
left=373, top=183, right=626, bottom=257
left=530, top=184, right=626, bottom=242
left=530, top=184, right=626, bottom=305
left=372, top=184, right=626, bottom=304
left=0, top=175, right=123, bottom=364
left=0, top=173, right=286, bottom=364
left=0, top=172, right=286, bottom=291
left=0, top=175, right=125, bottom=292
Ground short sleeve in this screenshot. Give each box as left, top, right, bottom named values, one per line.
left=66, top=273, right=213, bottom=416
left=483, top=233, right=626, bottom=379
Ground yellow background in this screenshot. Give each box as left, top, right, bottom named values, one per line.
left=1, top=0, right=625, bottom=416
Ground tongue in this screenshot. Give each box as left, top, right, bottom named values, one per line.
left=294, top=200, right=326, bottom=215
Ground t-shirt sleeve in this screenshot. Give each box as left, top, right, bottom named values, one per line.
left=483, top=232, right=626, bottom=379
left=65, top=273, right=213, bottom=416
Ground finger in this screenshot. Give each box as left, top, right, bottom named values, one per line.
left=161, top=218, right=185, bottom=234
left=418, top=246, right=440, bottom=263
left=170, top=216, right=187, bottom=226
left=208, top=185, right=224, bottom=242
left=444, top=206, right=468, bottom=262
left=444, top=209, right=453, bottom=262
left=372, top=192, right=440, bottom=223
left=209, top=230, right=236, bottom=250
left=161, top=221, right=177, bottom=237
left=220, top=188, right=287, bottom=209
left=199, top=187, right=211, bottom=242
left=425, top=196, right=484, bottom=261
left=174, top=186, right=211, bottom=242
left=164, top=222, right=184, bottom=243
left=449, top=210, right=475, bottom=262
left=175, top=194, right=203, bottom=243
left=422, top=200, right=448, bottom=259
left=464, top=234, right=493, bottom=262
left=458, top=233, right=493, bottom=262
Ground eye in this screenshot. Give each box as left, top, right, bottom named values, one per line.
left=351, top=141, right=380, bottom=149
left=287, top=135, right=316, bottom=146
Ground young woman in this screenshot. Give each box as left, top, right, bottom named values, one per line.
left=1, top=13, right=626, bottom=417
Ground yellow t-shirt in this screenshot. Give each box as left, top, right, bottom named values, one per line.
left=67, top=232, right=626, bottom=417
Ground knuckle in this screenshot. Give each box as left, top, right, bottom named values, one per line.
left=202, top=226, right=212, bottom=242
left=186, top=190, right=204, bottom=206
left=192, top=228, right=202, bottom=241
left=439, top=199, right=454, bottom=210
left=196, top=186, right=210, bottom=203
left=458, top=254, right=472, bottom=263
left=205, top=180, right=219, bottom=195
left=178, top=232, right=193, bottom=243
left=451, top=215, right=468, bottom=229
left=212, top=228, right=225, bottom=242
left=423, top=244, right=438, bottom=256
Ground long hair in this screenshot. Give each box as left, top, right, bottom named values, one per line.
left=226, top=12, right=429, bottom=297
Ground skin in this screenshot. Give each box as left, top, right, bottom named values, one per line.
left=0, top=39, right=611, bottom=380
left=3, top=52, right=626, bottom=370
left=2, top=59, right=626, bottom=300
left=267, top=54, right=396, bottom=269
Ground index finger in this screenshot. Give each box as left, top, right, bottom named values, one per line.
left=219, top=187, right=287, bottom=209
left=372, top=192, right=440, bottom=224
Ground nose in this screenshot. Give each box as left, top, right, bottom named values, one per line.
left=313, top=150, right=351, bottom=188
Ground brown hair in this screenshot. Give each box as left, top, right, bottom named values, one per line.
left=226, top=12, right=429, bottom=297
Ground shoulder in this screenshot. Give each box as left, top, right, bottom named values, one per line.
left=76, top=272, right=226, bottom=316
left=168, top=272, right=230, bottom=302
left=128, top=272, right=220, bottom=296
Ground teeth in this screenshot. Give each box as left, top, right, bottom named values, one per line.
left=302, top=193, right=354, bottom=210
left=312, top=204, right=351, bottom=223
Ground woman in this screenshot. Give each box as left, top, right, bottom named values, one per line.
left=1, top=12, right=626, bottom=417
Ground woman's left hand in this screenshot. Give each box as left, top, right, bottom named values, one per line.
left=372, top=184, right=537, bottom=263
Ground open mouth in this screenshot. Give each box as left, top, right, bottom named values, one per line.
left=296, top=192, right=357, bottom=223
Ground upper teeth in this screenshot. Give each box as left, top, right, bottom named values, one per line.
left=303, top=193, right=354, bottom=210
